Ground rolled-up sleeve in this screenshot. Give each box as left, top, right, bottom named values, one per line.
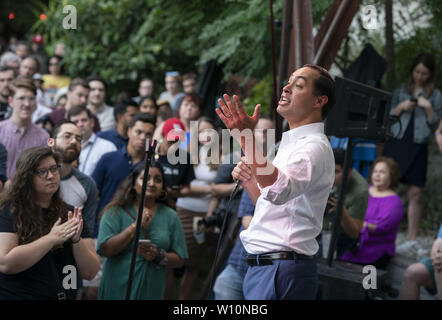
left=259, top=151, right=313, bottom=205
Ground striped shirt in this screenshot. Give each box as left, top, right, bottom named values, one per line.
left=0, top=118, right=49, bottom=179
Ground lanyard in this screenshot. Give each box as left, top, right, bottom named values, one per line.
left=79, top=136, right=95, bottom=173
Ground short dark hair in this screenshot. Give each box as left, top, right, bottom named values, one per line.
left=114, top=98, right=139, bottom=121
left=68, top=78, right=89, bottom=92
left=128, top=112, right=156, bottom=128
left=182, top=72, right=197, bottom=82
left=333, top=148, right=346, bottom=167
left=51, top=120, right=78, bottom=139
left=139, top=96, right=158, bottom=110
left=86, top=75, right=107, bottom=92
left=0, top=65, right=17, bottom=76
left=303, top=64, right=335, bottom=120
left=9, top=77, right=36, bottom=97
left=47, top=55, right=65, bottom=74
left=67, top=106, right=92, bottom=120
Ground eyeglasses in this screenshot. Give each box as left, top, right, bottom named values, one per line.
left=15, top=96, right=36, bottom=103
left=56, top=133, right=82, bottom=143
left=34, top=165, right=61, bottom=178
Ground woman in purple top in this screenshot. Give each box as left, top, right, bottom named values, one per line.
left=340, top=157, right=403, bottom=268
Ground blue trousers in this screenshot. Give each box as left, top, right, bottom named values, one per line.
left=243, top=258, right=318, bottom=300
left=213, top=264, right=245, bottom=300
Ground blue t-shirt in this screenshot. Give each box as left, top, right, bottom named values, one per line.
left=438, top=224, right=442, bottom=239
left=227, top=191, right=255, bottom=278
left=96, top=129, right=128, bottom=150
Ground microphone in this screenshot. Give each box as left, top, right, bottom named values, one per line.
left=230, top=179, right=242, bottom=199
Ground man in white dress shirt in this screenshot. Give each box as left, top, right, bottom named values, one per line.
left=86, top=76, right=116, bottom=131
left=216, top=64, right=335, bottom=300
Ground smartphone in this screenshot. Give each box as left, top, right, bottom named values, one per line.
left=171, top=185, right=181, bottom=191
left=138, top=239, right=152, bottom=245
left=410, top=97, right=418, bottom=103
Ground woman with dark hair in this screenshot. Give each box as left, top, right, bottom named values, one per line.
left=0, top=147, right=100, bottom=299
left=174, top=116, right=220, bottom=299
left=42, top=55, right=71, bottom=101
left=176, top=93, right=201, bottom=150
left=139, top=96, right=158, bottom=119
left=178, top=93, right=201, bottom=132
left=340, top=157, right=403, bottom=268
left=97, top=162, right=188, bottom=300
left=383, top=53, right=442, bottom=256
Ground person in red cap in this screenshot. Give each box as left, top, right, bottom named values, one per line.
left=156, top=118, right=197, bottom=299
left=156, top=118, right=194, bottom=202
left=31, top=35, right=49, bottom=75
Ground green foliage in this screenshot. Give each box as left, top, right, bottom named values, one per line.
left=199, top=0, right=283, bottom=79
left=243, top=74, right=273, bottom=117
left=31, top=0, right=286, bottom=100
left=32, top=0, right=226, bottom=98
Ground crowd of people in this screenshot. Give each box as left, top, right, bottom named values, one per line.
left=0, top=36, right=441, bottom=301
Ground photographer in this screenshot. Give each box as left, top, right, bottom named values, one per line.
left=321, top=148, right=369, bottom=257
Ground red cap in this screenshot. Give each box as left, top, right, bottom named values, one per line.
left=162, top=118, right=185, bottom=141
left=33, top=34, right=44, bottom=44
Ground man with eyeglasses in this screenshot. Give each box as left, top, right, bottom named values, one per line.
left=48, top=120, right=99, bottom=300
left=0, top=77, right=49, bottom=180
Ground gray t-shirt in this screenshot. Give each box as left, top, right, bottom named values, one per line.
left=59, top=167, right=98, bottom=235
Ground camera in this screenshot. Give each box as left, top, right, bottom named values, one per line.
left=409, top=97, right=417, bottom=103
left=325, top=190, right=338, bottom=215
left=198, top=208, right=226, bottom=229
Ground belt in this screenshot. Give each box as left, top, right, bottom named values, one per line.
left=246, top=251, right=314, bottom=266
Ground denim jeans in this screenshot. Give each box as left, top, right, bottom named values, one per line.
left=213, top=264, right=246, bottom=300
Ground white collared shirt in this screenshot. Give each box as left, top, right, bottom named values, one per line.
left=240, top=122, right=335, bottom=256
left=79, top=133, right=117, bottom=176
left=88, top=104, right=116, bottom=131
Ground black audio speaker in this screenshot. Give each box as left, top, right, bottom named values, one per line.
left=325, top=77, right=392, bottom=141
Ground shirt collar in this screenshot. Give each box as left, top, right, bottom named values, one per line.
left=7, top=118, right=33, bottom=134
left=89, top=104, right=108, bottom=114
left=83, top=133, right=97, bottom=147
left=282, top=122, right=325, bottom=143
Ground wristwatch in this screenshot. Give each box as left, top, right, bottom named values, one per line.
left=152, top=248, right=168, bottom=267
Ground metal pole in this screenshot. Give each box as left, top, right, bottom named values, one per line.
left=125, top=139, right=157, bottom=300
left=269, top=0, right=278, bottom=122
left=327, top=138, right=354, bottom=267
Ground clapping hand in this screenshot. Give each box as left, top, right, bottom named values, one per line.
left=49, top=212, right=81, bottom=246
left=68, top=207, right=83, bottom=244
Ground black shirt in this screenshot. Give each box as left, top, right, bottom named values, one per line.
left=0, top=204, right=91, bottom=300
left=156, top=149, right=195, bottom=189
left=0, top=102, right=11, bottom=122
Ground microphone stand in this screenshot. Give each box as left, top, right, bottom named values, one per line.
left=125, top=139, right=157, bottom=300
